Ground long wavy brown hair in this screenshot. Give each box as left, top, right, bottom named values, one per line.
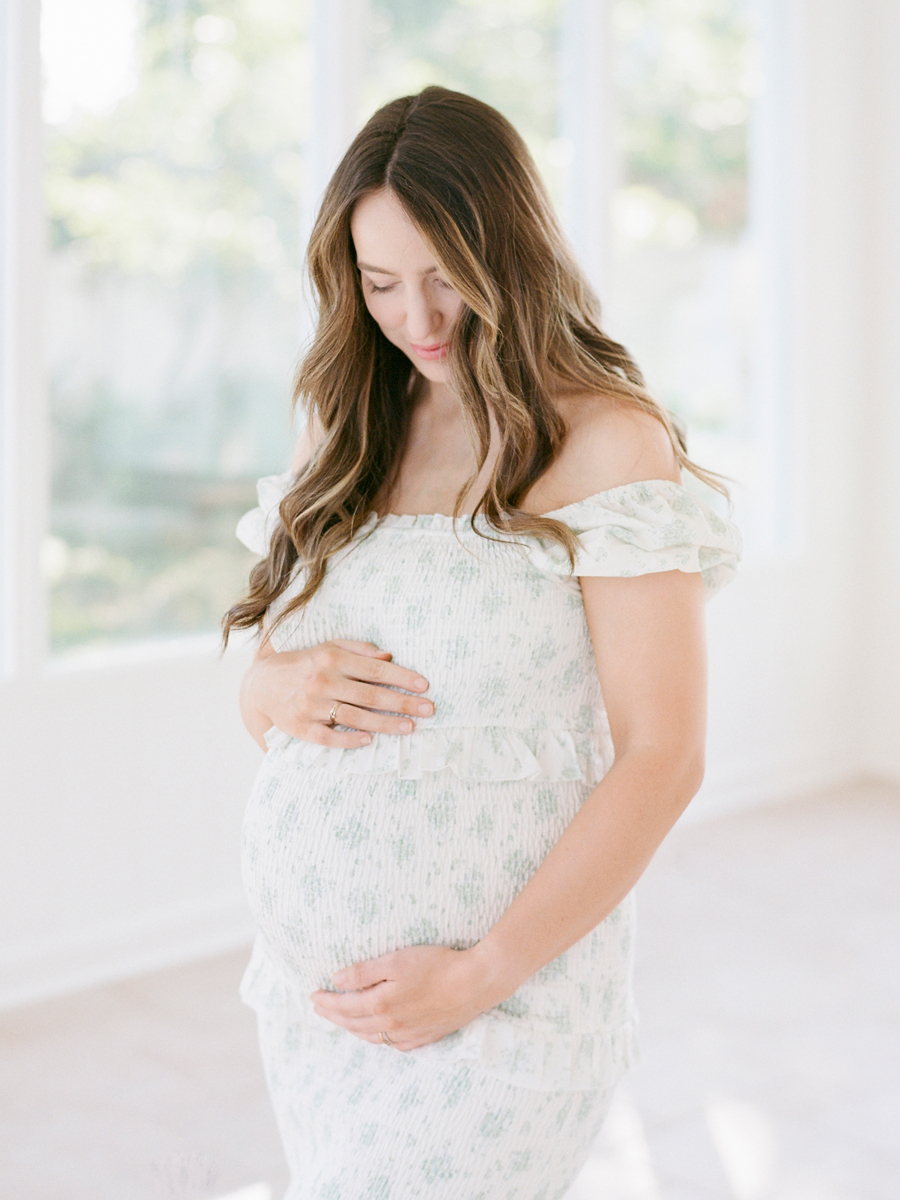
left=222, top=85, right=725, bottom=646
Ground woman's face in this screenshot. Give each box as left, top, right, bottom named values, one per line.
left=350, top=188, right=464, bottom=385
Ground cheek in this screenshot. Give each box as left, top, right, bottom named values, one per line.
left=442, top=294, right=465, bottom=325
left=366, top=296, right=403, bottom=336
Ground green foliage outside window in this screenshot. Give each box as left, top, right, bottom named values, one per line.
left=45, top=0, right=309, bottom=651
left=44, top=0, right=752, bottom=652
left=610, top=0, right=755, bottom=437
left=364, top=1, right=563, bottom=200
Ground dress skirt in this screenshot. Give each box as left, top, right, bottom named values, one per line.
left=254, top=1008, right=614, bottom=1200
left=233, top=471, right=742, bottom=1199
left=240, top=748, right=638, bottom=1200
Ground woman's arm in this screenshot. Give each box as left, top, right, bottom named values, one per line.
left=312, top=563, right=708, bottom=1048
left=471, top=565, right=707, bottom=994
left=239, top=416, right=434, bottom=751
left=240, top=633, right=279, bottom=750
left=240, top=636, right=433, bottom=751
left=311, top=405, right=708, bottom=1048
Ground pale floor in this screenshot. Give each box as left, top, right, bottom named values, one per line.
left=1, top=779, right=897, bottom=1200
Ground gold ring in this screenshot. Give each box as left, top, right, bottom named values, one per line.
left=380, top=1030, right=394, bottom=1046
left=325, top=701, right=340, bottom=728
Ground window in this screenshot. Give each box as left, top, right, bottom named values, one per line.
left=609, top=0, right=756, bottom=434
left=606, top=0, right=793, bottom=547
left=363, top=1, right=565, bottom=206
left=25, top=0, right=787, bottom=660
left=42, top=0, right=307, bottom=652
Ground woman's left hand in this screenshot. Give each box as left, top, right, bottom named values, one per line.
left=310, top=944, right=505, bottom=1050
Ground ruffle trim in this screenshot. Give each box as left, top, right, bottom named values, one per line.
left=236, top=473, right=740, bottom=598
left=528, top=479, right=742, bottom=599
left=240, top=939, right=639, bottom=1093
left=263, top=723, right=613, bottom=783
left=235, top=470, right=294, bottom=556
left=409, top=1009, right=639, bottom=1093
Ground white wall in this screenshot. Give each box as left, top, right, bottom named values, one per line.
left=690, top=0, right=898, bottom=819
left=1, top=0, right=898, bottom=1010
left=0, top=641, right=261, bottom=1007
left=858, top=0, right=900, bottom=782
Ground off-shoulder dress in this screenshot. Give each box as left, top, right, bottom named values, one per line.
left=235, top=474, right=741, bottom=1200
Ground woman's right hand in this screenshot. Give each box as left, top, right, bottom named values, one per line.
left=240, top=639, right=434, bottom=751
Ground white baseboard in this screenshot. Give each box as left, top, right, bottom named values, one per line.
left=682, top=744, right=864, bottom=825
left=0, top=891, right=256, bottom=1012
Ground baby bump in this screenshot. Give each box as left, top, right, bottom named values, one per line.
left=241, top=749, right=589, bottom=993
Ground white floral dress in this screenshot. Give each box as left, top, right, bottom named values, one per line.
left=236, top=474, right=741, bottom=1200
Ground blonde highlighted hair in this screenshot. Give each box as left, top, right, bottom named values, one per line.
left=223, top=86, right=724, bottom=645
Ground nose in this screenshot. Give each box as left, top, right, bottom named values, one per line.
left=404, top=283, right=442, bottom=343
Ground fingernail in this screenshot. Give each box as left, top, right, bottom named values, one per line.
left=413, top=677, right=428, bottom=690
left=358, top=734, right=371, bottom=745
left=399, top=719, right=413, bottom=733
left=417, top=702, right=433, bottom=715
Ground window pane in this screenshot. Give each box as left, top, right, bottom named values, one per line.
left=608, top=0, right=758, bottom=468
left=43, top=0, right=309, bottom=653
left=363, top=0, right=565, bottom=208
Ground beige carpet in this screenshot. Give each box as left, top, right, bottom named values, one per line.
left=1, top=779, right=897, bottom=1200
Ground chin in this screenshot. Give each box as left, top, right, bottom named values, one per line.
left=386, top=335, right=452, bottom=384
left=413, top=361, right=450, bottom=383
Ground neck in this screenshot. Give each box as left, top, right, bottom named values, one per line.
left=411, top=373, right=462, bottom=421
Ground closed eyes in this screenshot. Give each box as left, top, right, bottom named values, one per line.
left=362, top=276, right=455, bottom=296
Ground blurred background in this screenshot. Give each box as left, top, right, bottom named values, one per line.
left=1, top=1, right=898, bottom=1198
left=40, top=0, right=771, bottom=653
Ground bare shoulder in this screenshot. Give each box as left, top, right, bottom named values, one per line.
left=525, top=391, right=681, bottom=513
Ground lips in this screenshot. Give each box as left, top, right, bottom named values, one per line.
left=410, top=342, right=450, bottom=360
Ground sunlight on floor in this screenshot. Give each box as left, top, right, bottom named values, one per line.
left=568, top=1090, right=818, bottom=1200
left=217, top=1185, right=272, bottom=1200
left=567, top=1091, right=662, bottom=1199
left=707, top=1096, right=777, bottom=1200
left=1, top=781, right=896, bottom=1200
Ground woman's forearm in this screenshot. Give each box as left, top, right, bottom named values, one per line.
left=470, top=743, right=705, bottom=1005
left=240, top=659, right=275, bottom=750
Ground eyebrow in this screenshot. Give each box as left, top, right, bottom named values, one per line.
left=356, top=262, right=439, bottom=276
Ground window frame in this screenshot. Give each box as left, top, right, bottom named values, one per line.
left=2, top=0, right=47, bottom=679
left=1, top=0, right=797, bottom=677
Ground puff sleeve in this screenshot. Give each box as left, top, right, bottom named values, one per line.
left=527, top=479, right=742, bottom=599
left=235, top=470, right=295, bottom=556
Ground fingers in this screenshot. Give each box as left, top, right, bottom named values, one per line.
left=303, top=725, right=374, bottom=749
left=253, top=641, right=433, bottom=745
left=330, top=646, right=429, bottom=695
left=313, top=992, right=384, bottom=1022
left=310, top=986, right=447, bottom=1051
left=310, top=1001, right=431, bottom=1052
left=312, top=993, right=403, bottom=1042
left=307, top=696, right=429, bottom=741
left=330, top=699, right=433, bottom=737
left=333, top=958, right=390, bottom=991
left=330, top=639, right=393, bottom=659
left=340, top=680, right=434, bottom=719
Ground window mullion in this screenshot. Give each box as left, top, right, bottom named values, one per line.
left=305, top=0, right=366, bottom=233
left=2, top=0, right=47, bottom=678
left=559, top=0, right=615, bottom=298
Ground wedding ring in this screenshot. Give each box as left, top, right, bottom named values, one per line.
left=380, top=1030, right=394, bottom=1046
left=325, top=701, right=340, bottom=728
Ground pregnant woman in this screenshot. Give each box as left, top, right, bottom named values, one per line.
left=223, top=87, right=741, bottom=1199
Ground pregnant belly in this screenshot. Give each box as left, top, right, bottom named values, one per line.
left=241, top=748, right=588, bottom=994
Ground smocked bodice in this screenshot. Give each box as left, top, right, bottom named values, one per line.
left=237, top=473, right=742, bottom=784
left=237, top=473, right=741, bottom=1091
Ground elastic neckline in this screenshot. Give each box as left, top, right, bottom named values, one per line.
left=367, top=478, right=685, bottom=530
